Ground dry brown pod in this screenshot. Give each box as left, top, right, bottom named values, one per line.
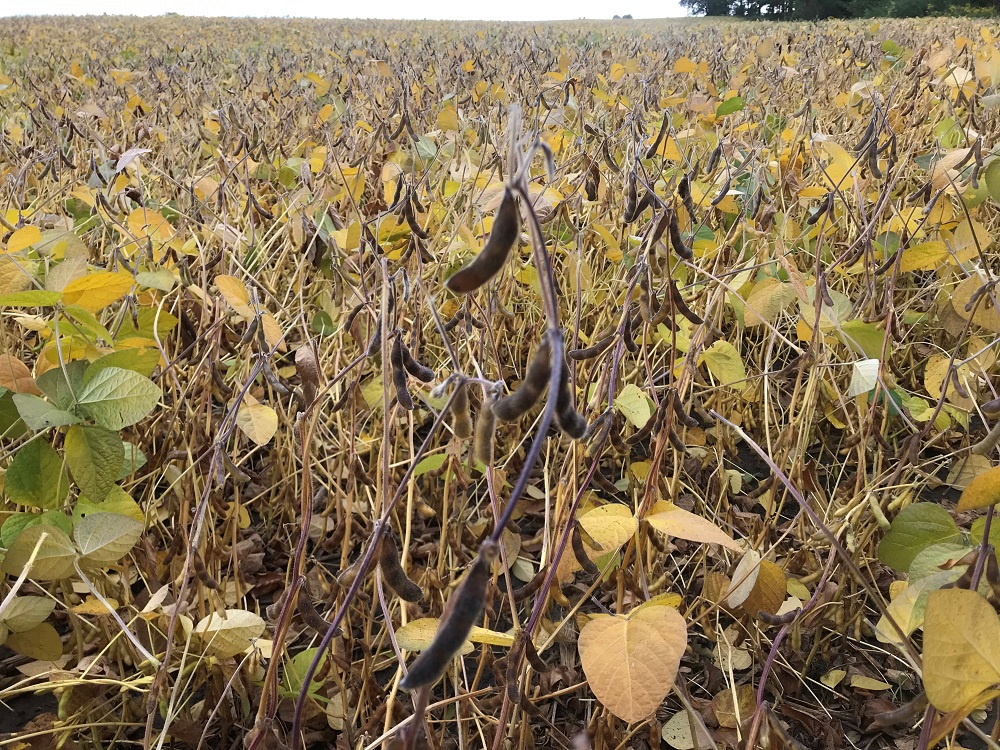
left=400, top=541, right=499, bottom=690
left=473, top=394, right=498, bottom=467
left=445, top=187, right=519, bottom=294
left=451, top=381, right=473, bottom=439
left=492, top=337, right=552, bottom=422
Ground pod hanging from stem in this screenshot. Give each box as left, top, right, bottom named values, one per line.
left=445, top=187, right=520, bottom=294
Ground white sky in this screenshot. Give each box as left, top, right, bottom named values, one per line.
left=4, top=0, right=686, bottom=21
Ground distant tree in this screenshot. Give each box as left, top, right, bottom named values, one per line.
left=678, top=0, right=732, bottom=15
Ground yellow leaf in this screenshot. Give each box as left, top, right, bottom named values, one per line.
left=194, top=609, right=266, bottom=658
left=317, top=103, right=334, bottom=123
left=560, top=504, right=638, bottom=579
left=741, top=559, right=786, bottom=616
left=743, top=278, right=796, bottom=327
left=215, top=274, right=253, bottom=318
left=62, top=272, right=133, bottom=313
left=578, top=605, right=687, bottom=724
left=645, top=500, right=741, bottom=551
left=615, top=383, right=652, bottom=428
left=899, top=241, right=949, bottom=272
left=821, top=669, right=847, bottom=688
left=71, top=596, right=119, bottom=615
left=7, top=225, right=41, bottom=253
left=922, top=589, right=1000, bottom=712
left=699, top=340, right=747, bottom=390
left=850, top=675, right=891, bottom=691
left=673, top=57, right=697, bottom=74
left=725, top=549, right=761, bottom=608
left=957, top=465, right=1000, bottom=511
left=396, top=618, right=475, bottom=655
left=236, top=403, right=278, bottom=445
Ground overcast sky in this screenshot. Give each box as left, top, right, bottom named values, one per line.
left=4, top=0, right=686, bottom=21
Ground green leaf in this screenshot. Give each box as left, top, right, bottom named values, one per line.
left=908, top=542, right=972, bottom=581
left=74, top=511, right=144, bottom=566
left=1, top=524, right=77, bottom=580
left=0, top=390, right=27, bottom=439
left=0, top=291, right=63, bottom=307
left=1, top=596, right=56, bottom=632
left=716, top=96, right=745, bottom=117
left=84, top=348, right=161, bottom=384
left=35, top=360, right=88, bottom=411
left=12, top=394, right=81, bottom=431
left=4, top=440, right=70, bottom=510
left=839, top=319, right=886, bottom=360
left=76, top=367, right=162, bottom=430
left=700, top=340, right=747, bottom=390
left=74, top=485, right=144, bottom=524
left=877, top=503, right=962, bottom=572
left=984, top=159, right=1000, bottom=204
left=64, top=425, right=124, bottom=502
left=135, top=269, right=177, bottom=291
left=281, top=647, right=325, bottom=697
left=118, top=442, right=147, bottom=480
left=0, top=511, right=72, bottom=548
left=413, top=454, right=448, bottom=477
left=61, top=304, right=115, bottom=344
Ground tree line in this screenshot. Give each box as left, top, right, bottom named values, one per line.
left=680, top=0, right=997, bottom=19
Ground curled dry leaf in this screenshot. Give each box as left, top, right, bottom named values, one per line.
left=644, top=500, right=741, bottom=551
left=194, top=609, right=267, bottom=658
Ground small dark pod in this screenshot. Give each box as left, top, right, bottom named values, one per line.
left=554, top=359, right=588, bottom=440
left=390, top=336, right=414, bottom=411
left=445, top=187, right=519, bottom=294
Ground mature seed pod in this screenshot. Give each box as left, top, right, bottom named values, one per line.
left=666, top=277, right=702, bottom=325
left=389, top=172, right=405, bottom=210
left=572, top=523, right=600, bottom=575
left=511, top=568, right=545, bottom=602
left=192, top=549, right=218, bottom=589
left=400, top=341, right=434, bottom=382
left=298, top=588, right=338, bottom=634
left=391, top=336, right=414, bottom=411
left=623, top=170, right=637, bottom=221
left=710, top=172, right=731, bottom=207
left=677, top=174, right=695, bottom=220
left=554, top=358, right=588, bottom=439
left=492, top=337, right=553, bottom=422
left=867, top=140, right=882, bottom=179
left=672, top=391, right=699, bottom=428
left=668, top=211, right=692, bottom=260
left=523, top=637, right=549, bottom=673
left=452, top=381, right=473, bottom=439
left=403, top=198, right=430, bottom=240
left=568, top=334, right=613, bottom=361
left=473, top=397, right=497, bottom=467
left=222, top=451, right=251, bottom=483
left=353, top=454, right=374, bottom=486
left=645, top=110, right=670, bottom=159
left=705, top=143, right=722, bottom=174
left=853, top=116, right=876, bottom=154
left=602, top=139, right=621, bottom=173
left=379, top=529, right=423, bottom=602
left=446, top=187, right=519, bottom=294
left=400, top=541, right=499, bottom=690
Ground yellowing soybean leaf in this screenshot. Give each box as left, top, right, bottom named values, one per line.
left=850, top=675, right=891, bottom=691
left=743, top=278, right=796, bottom=327
left=741, top=559, right=786, bottom=616
left=7, top=225, right=41, bottom=254
left=1, top=596, right=55, bottom=632
left=1, top=524, right=77, bottom=581
left=62, top=272, right=133, bottom=313
left=899, top=241, right=949, bottom=272
left=578, top=605, right=687, bottom=723
left=215, top=274, right=253, bottom=318
left=922, top=588, right=1000, bottom=712
left=700, top=340, right=746, bottom=390
left=579, top=504, right=638, bottom=554
left=644, top=500, right=740, bottom=551
left=396, top=617, right=475, bottom=655
left=194, top=609, right=266, bottom=658
left=5, top=622, right=62, bottom=661
left=236, top=403, right=278, bottom=445
left=615, top=383, right=652, bottom=428
left=64, top=425, right=123, bottom=502
left=821, top=669, right=847, bottom=688
left=957, top=465, right=1000, bottom=511
left=74, top=512, right=144, bottom=566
